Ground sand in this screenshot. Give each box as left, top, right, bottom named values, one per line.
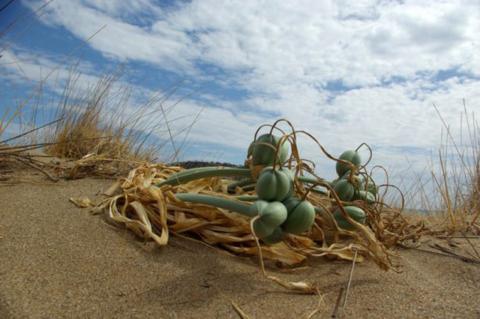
left=0, top=171, right=479, bottom=318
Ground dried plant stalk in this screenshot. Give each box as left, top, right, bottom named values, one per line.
left=92, top=163, right=410, bottom=269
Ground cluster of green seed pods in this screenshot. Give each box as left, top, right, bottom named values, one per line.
left=158, top=129, right=379, bottom=244
left=158, top=133, right=318, bottom=245
left=253, top=164, right=316, bottom=244
left=330, top=150, right=378, bottom=230
left=248, top=135, right=315, bottom=243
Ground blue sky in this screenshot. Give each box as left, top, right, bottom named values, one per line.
left=1, top=0, right=480, bottom=206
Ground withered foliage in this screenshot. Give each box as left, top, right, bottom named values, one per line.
left=89, top=163, right=430, bottom=271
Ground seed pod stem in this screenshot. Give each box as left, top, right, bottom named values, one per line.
left=227, top=178, right=255, bottom=193
left=175, top=193, right=256, bottom=217
left=234, top=195, right=258, bottom=201
left=157, top=167, right=251, bottom=187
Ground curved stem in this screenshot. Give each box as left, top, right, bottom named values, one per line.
left=234, top=195, right=258, bottom=201
left=157, top=167, right=251, bottom=187
left=241, top=184, right=256, bottom=192
left=253, top=124, right=286, bottom=142
left=175, top=193, right=256, bottom=217
left=309, top=187, right=329, bottom=196
left=298, top=175, right=328, bottom=185
left=297, top=176, right=331, bottom=195
left=227, top=178, right=254, bottom=193
left=355, top=142, right=373, bottom=169
left=272, top=133, right=292, bottom=169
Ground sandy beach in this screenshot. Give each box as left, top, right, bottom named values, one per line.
left=0, top=171, right=479, bottom=319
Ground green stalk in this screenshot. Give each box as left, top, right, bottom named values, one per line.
left=175, top=193, right=256, bottom=217
left=157, top=167, right=251, bottom=187
left=227, top=178, right=254, bottom=193
left=234, top=195, right=258, bottom=201
left=297, top=176, right=329, bottom=195
left=169, top=166, right=225, bottom=178
left=241, top=184, right=256, bottom=192
left=298, top=175, right=328, bottom=185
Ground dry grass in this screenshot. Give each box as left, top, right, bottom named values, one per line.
left=2, top=2, right=189, bottom=179
left=1, top=65, right=200, bottom=180
left=0, top=103, right=60, bottom=183
left=47, top=73, right=152, bottom=161
left=385, top=102, right=480, bottom=237
left=43, top=72, right=157, bottom=178
left=44, top=65, right=206, bottom=179
left=419, top=103, right=480, bottom=235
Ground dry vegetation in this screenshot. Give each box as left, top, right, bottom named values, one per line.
left=405, top=104, right=480, bottom=236
left=1, top=68, right=199, bottom=179
left=43, top=72, right=160, bottom=178
left=63, top=116, right=479, bottom=298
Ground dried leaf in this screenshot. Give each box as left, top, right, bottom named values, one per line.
left=83, top=163, right=399, bottom=269
left=69, top=196, right=93, bottom=208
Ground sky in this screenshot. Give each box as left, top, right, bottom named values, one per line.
left=1, top=0, right=480, bottom=207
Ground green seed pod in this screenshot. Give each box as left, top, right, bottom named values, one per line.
left=354, top=190, right=376, bottom=204
left=251, top=134, right=290, bottom=166
left=333, top=206, right=366, bottom=230
left=283, top=197, right=300, bottom=211
left=336, top=150, right=361, bottom=177
left=262, top=227, right=285, bottom=244
left=366, top=184, right=377, bottom=196
left=283, top=168, right=296, bottom=198
left=333, top=179, right=355, bottom=201
left=252, top=218, right=274, bottom=238
left=362, top=176, right=378, bottom=195
left=258, top=201, right=288, bottom=228
left=256, top=167, right=292, bottom=201
left=281, top=198, right=316, bottom=234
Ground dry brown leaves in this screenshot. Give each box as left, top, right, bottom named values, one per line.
left=86, top=163, right=431, bottom=271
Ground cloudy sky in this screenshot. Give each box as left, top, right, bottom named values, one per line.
left=1, top=0, right=480, bottom=203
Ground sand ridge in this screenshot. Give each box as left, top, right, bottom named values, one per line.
left=0, top=173, right=479, bottom=318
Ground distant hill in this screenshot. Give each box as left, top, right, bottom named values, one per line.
left=168, top=161, right=244, bottom=169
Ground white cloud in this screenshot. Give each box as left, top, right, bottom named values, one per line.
left=0, top=47, right=97, bottom=85
left=81, top=0, right=163, bottom=18
left=8, top=0, right=480, bottom=207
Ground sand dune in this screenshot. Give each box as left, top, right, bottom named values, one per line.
left=0, top=172, right=479, bottom=318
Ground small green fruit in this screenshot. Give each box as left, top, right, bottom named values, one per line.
left=252, top=219, right=274, bottom=238
left=262, top=227, right=285, bottom=244
left=258, top=201, right=288, bottom=228
left=362, top=176, right=378, bottom=195
left=281, top=198, right=316, bottom=234
left=251, top=134, right=289, bottom=166
left=354, top=190, right=375, bottom=204
left=333, top=179, right=355, bottom=201
left=256, top=167, right=292, bottom=201
left=333, top=206, right=366, bottom=230
left=336, top=150, right=361, bottom=177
